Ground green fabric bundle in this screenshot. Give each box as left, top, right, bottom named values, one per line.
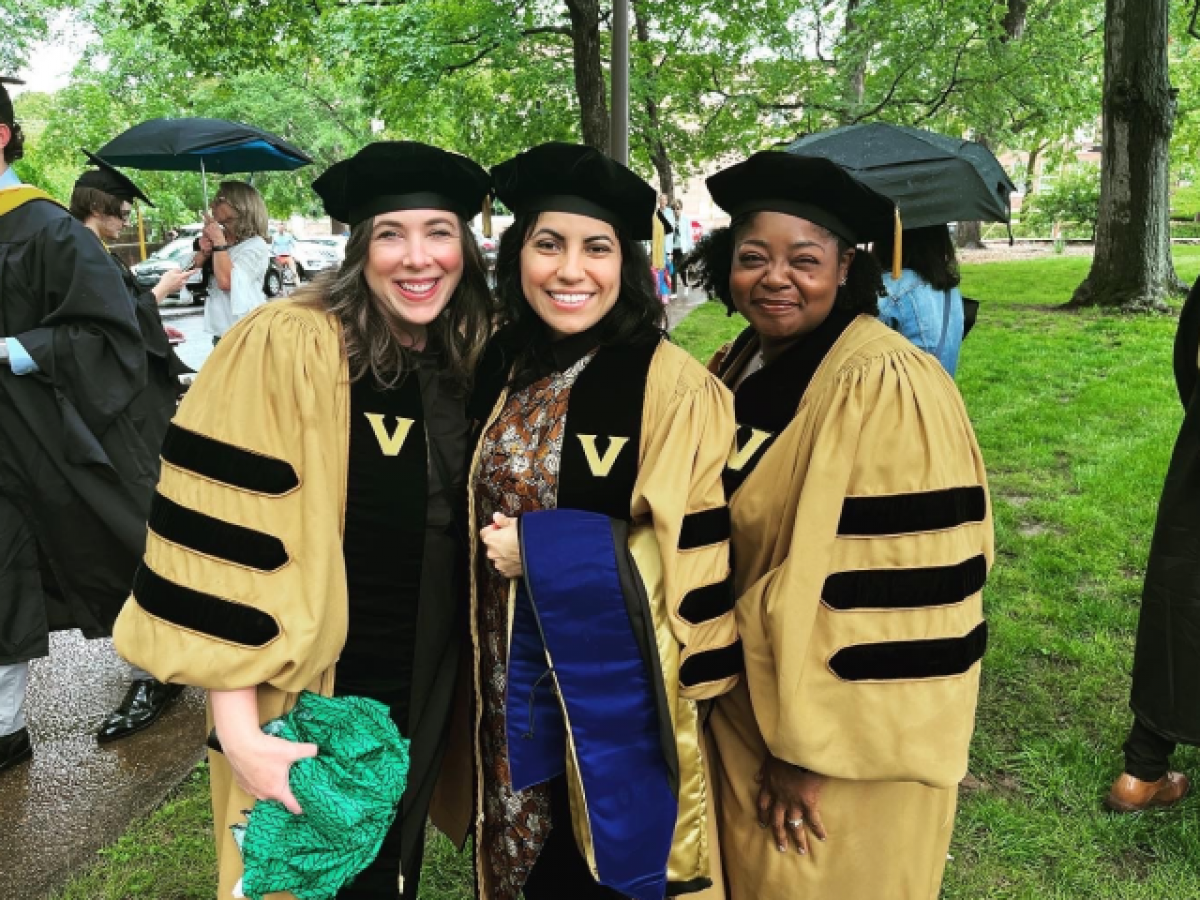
left=233, top=691, right=410, bottom=900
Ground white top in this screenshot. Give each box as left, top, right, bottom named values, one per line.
left=203, top=235, right=271, bottom=338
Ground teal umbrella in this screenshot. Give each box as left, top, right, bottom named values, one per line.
left=231, top=692, right=411, bottom=900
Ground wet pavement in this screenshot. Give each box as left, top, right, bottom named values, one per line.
left=0, top=294, right=707, bottom=899
left=0, top=633, right=207, bottom=900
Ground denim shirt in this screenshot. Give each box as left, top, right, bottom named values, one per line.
left=878, top=269, right=964, bottom=376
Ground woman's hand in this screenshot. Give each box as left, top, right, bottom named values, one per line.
left=481, top=512, right=522, bottom=578
left=756, top=755, right=828, bottom=855
left=209, top=687, right=317, bottom=816
left=201, top=211, right=227, bottom=248
left=151, top=267, right=197, bottom=303
left=222, top=729, right=318, bottom=815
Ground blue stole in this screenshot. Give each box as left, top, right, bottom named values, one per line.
left=506, top=509, right=677, bottom=900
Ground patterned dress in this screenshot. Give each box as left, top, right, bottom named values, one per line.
left=473, top=354, right=592, bottom=900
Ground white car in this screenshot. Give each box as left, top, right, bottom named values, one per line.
left=289, top=239, right=343, bottom=281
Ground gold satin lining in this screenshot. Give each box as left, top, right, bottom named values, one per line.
left=629, top=524, right=709, bottom=885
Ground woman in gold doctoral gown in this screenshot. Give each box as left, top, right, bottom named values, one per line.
left=113, top=141, right=493, bottom=900
left=442, top=142, right=739, bottom=900
left=693, top=152, right=993, bottom=900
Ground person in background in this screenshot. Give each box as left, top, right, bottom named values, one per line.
left=66, top=151, right=195, bottom=741
left=272, top=221, right=300, bottom=285
left=113, top=140, right=494, bottom=900
left=694, top=152, right=991, bottom=900
left=199, top=181, right=272, bottom=344
left=1103, top=278, right=1200, bottom=813
left=671, top=198, right=694, bottom=296
left=871, top=223, right=964, bottom=376
left=0, top=75, right=166, bottom=773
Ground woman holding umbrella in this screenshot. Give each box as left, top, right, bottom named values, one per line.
left=692, top=152, right=992, bottom=900
left=198, top=180, right=272, bottom=344
left=114, top=141, right=493, bottom=900
left=872, top=224, right=965, bottom=376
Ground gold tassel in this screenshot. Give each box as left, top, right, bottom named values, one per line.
left=481, top=193, right=493, bottom=239
left=892, top=206, right=903, bottom=280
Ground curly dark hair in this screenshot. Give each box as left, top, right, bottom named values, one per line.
left=871, top=223, right=960, bottom=291
left=494, top=211, right=666, bottom=385
left=689, top=213, right=884, bottom=319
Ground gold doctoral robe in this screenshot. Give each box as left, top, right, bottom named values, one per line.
left=436, top=333, right=739, bottom=898
left=115, top=300, right=466, bottom=899
left=707, top=311, right=992, bottom=900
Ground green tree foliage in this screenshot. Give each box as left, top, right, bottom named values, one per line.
left=1021, top=167, right=1101, bottom=238
left=15, top=12, right=372, bottom=235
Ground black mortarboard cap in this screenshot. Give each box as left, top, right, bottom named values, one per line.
left=312, top=141, right=490, bottom=227
left=0, top=76, right=24, bottom=127
left=706, top=152, right=895, bottom=246
left=491, top=142, right=657, bottom=241
left=76, top=149, right=155, bottom=206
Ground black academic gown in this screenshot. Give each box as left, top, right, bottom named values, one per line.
left=1130, top=279, right=1200, bottom=744
left=108, top=249, right=192, bottom=454
left=0, top=197, right=155, bottom=664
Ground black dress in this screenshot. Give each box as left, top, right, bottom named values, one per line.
left=336, top=355, right=468, bottom=900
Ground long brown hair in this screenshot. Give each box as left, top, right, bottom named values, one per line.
left=297, top=215, right=493, bottom=389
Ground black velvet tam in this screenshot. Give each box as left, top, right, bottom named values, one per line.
left=706, top=151, right=894, bottom=245
left=491, top=142, right=657, bottom=241
left=76, top=149, right=155, bottom=206
left=312, top=141, right=490, bottom=227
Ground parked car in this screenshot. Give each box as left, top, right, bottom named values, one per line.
left=472, top=227, right=498, bottom=273
left=131, top=238, right=204, bottom=302
left=291, top=240, right=342, bottom=281
left=132, top=238, right=286, bottom=303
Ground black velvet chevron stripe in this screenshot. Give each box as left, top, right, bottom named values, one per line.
left=160, top=423, right=299, bottom=495
left=678, top=507, right=731, bottom=550
left=823, top=555, right=987, bottom=611
left=149, top=493, right=289, bottom=572
left=838, top=486, right=986, bottom=537
left=132, top=564, right=281, bottom=647
left=679, top=575, right=735, bottom=624
left=828, top=621, right=987, bottom=681
left=679, top=638, right=744, bottom=688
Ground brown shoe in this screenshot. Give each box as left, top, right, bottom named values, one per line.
left=1104, top=771, right=1190, bottom=812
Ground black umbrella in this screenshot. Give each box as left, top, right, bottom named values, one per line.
left=786, top=123, right=1016, bottom=230
left=96, top=117, right=313, bottom=205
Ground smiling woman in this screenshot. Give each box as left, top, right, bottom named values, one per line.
left=449, top=142, right=738, bottom=900
left=112, top=141, right=494, bottom=900
left=691, top=152, right=993, bottom=900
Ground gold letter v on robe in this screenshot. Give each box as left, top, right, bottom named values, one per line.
left=364, top=413, right=415, bottom=457
left=727, top=428, right=772, bottom=471
left=577, top=435, right=630, bottom=477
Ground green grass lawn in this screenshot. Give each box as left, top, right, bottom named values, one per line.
left=55, top=250, right=1200, bottom=898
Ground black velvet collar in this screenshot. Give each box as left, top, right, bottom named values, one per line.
left=722, top=309, right=857, bottom=497
left=732, top=307, right=857, bottom=435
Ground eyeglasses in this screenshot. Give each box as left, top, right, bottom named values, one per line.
left=116, top=208, right=134, bottom=223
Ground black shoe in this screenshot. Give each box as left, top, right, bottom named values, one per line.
left=96, top=679, right=185, bottom=744
left=0, top=727, right=32, bottom=774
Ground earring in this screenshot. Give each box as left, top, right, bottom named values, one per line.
left=839, top=276, right=847, bottom=286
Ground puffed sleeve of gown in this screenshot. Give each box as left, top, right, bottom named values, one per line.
left=636, top=344, right=741, bottom=701
left=739, top=347, right=992, bottom=788
left=113, top=303, right=348, bottom=693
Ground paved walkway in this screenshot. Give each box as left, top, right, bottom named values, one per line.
left=1, top=292, right=710, bottom=899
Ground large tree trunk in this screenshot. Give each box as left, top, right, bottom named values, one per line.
left=565, top=0, right=609, bottom=151
left=1071, top=0, right=1177, bottom=308
left=632, top=0, right=674, bottom=197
